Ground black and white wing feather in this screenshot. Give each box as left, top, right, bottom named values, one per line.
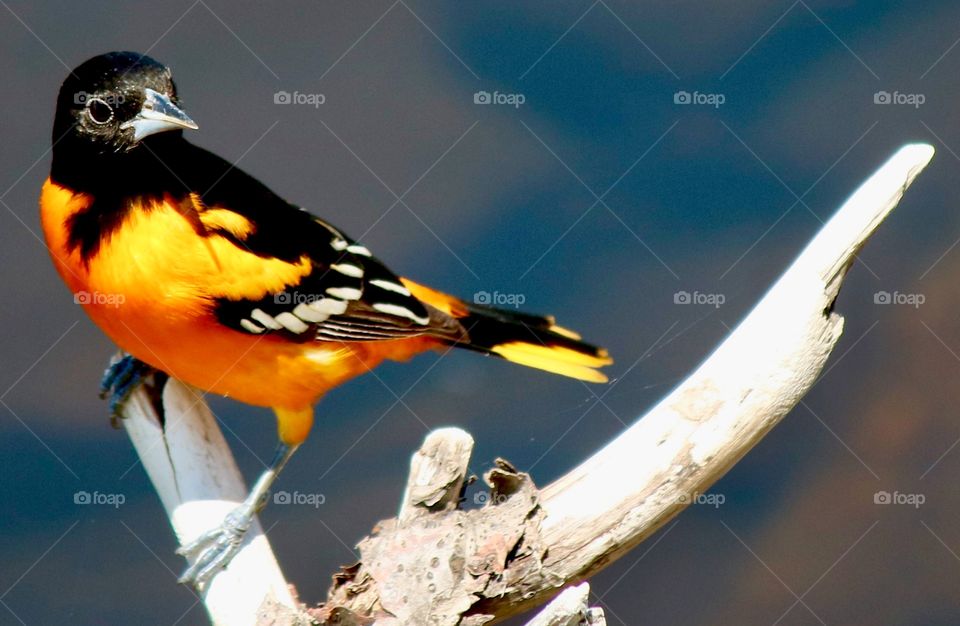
left=213, top=214, right=459, bottom=343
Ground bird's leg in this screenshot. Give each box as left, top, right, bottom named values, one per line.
left=100, top=354, right=157, bottom=425
left=176, top=442, right=300, bottom=589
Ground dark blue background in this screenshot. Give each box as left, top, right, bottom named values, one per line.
left=2, top=2, right=960, bottom=624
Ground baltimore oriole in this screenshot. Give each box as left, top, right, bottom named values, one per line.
left=40, top=51, right=612, bottom=588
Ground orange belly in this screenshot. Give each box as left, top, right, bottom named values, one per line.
left=39, top=178, right=436, bottom=410
left=87, top=311, right=433, bottom=409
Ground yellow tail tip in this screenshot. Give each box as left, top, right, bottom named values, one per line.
left=491, top=341, right=612, bottom=383
left=548, top=324, right=583, bottom=341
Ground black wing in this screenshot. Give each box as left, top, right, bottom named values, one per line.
left=174, top=143, right=460, bottom=343
left=213, top=216, right=455, bottom=342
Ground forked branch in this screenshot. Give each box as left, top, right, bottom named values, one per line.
left=119, top=144, right=934, bottom=625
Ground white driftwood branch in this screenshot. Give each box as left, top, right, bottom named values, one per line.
left=534, top=143, right=934, bottom=558
left=120, top=376, right=296, bottom=626
left=522, top=583, right=604, bottom=626
left=399, top=427, right=475, bottom=522
left=117, top=143, right=933, bottom=625
left=323, top=143, right=935, bottom=622
left=481, top=143, right=936, bottom=617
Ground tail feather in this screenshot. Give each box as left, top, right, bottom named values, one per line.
left=458, top=302, right=611, bottom=382
left=489, top=342, right=611, bottom=383
left=400, top=278, right=612, bottom=382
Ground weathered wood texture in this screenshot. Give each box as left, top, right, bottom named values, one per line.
left=120, top=144, right=934, bottom=625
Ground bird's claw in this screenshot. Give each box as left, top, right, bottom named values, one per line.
left=100, top=355, right=156, bottom=424
left=176, top=507, right=254, bottom=589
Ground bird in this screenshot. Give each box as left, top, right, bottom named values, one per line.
left=40, top=51, right=612, bottom=588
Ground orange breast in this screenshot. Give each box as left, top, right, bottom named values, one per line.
left=39, top=178, right=436, bottom=410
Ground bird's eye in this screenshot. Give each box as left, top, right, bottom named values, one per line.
left=86, top=98, right=114, bottom=125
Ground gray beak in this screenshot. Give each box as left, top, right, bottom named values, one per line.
left=121, top=87, right=198, bottom=141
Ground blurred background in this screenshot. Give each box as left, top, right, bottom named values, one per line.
left=1, top=1, right=959, bottom=624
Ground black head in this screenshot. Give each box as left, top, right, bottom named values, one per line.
left=52, top=52, right=197, bottom=163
